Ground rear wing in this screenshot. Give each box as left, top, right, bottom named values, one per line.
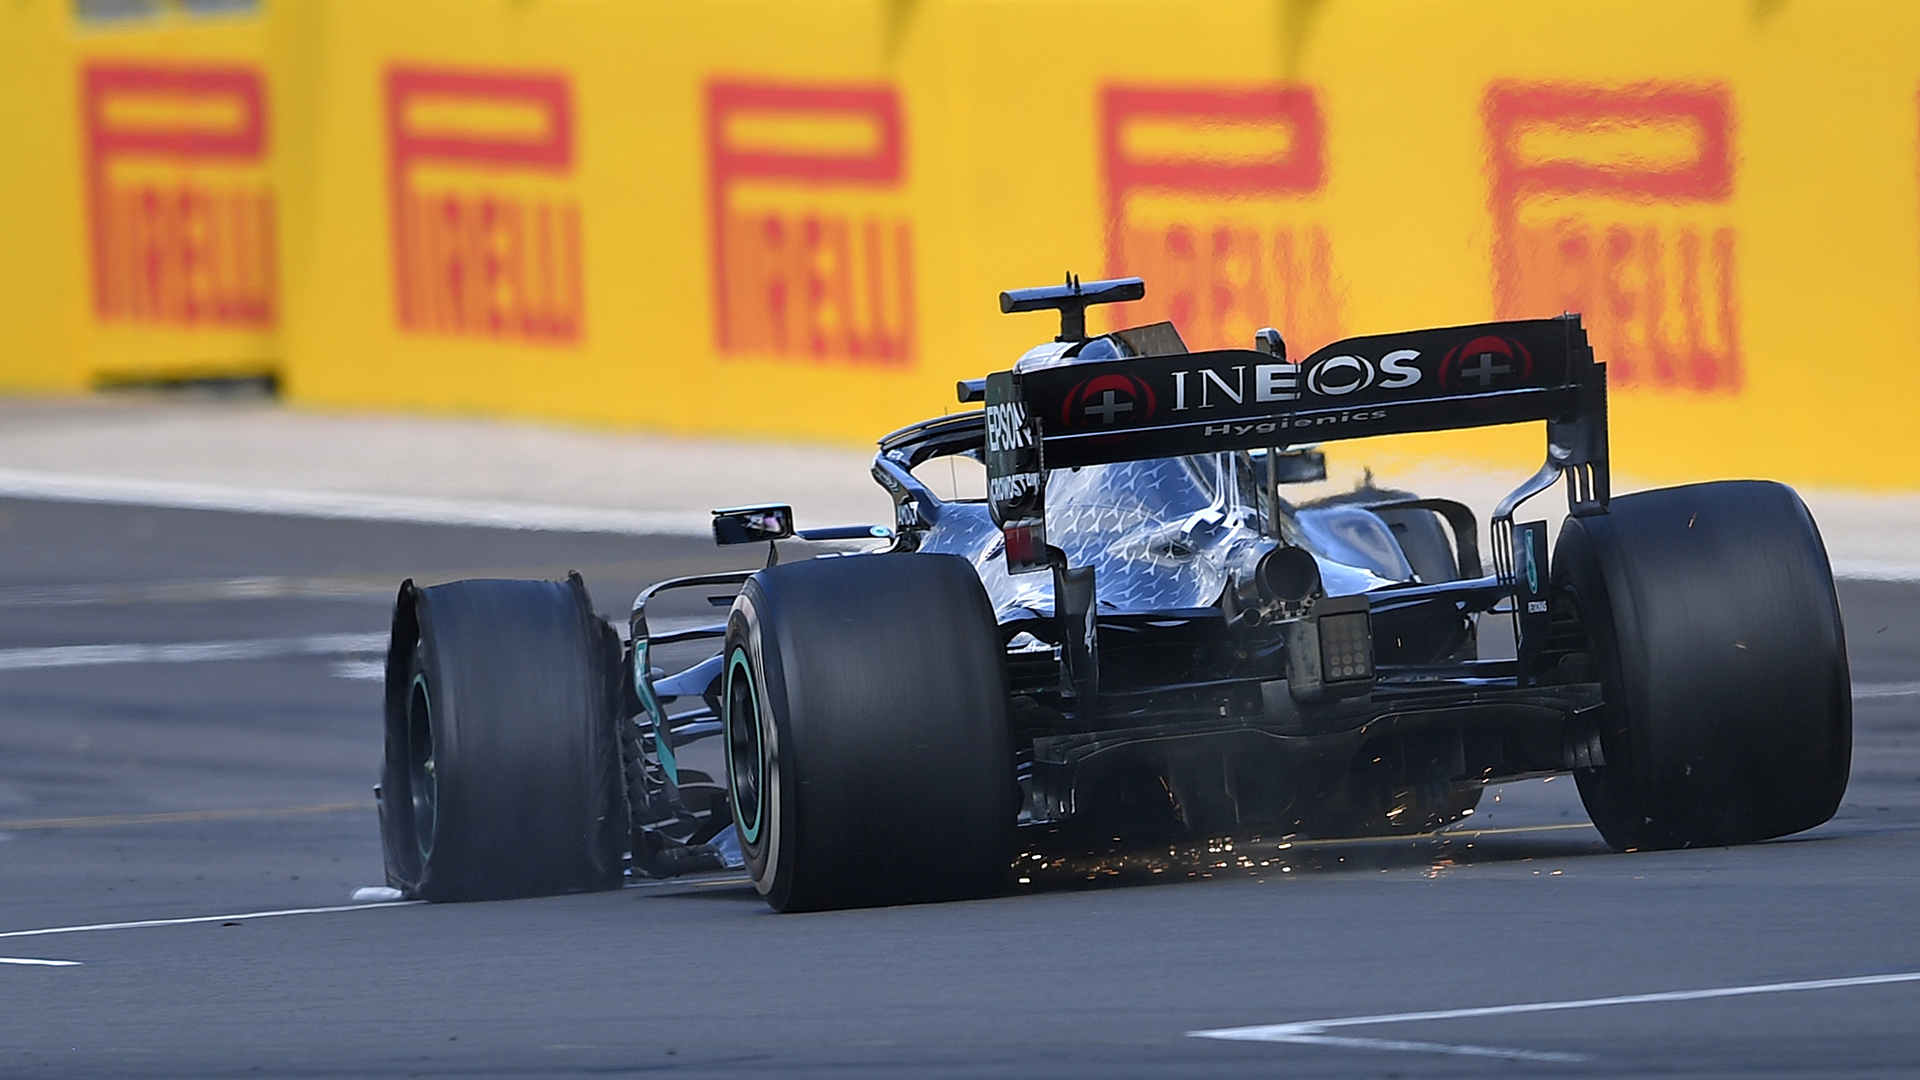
left=984, top=314, right=1608, bottom=572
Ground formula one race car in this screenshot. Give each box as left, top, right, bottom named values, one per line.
left=377, top=276, right=1852, bottom=911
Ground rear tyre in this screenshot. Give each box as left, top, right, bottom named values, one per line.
left=724, top=554, right=1015, bottom=912
left=381, top=575, right=627, bottom=901
left=1554, top=481, right=1851, bottom=850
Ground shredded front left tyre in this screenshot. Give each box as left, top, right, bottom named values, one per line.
left=380, top=574, right=627, bottom=902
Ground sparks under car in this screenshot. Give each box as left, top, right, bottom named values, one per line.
left=377, top=275, right=1851, bottom=912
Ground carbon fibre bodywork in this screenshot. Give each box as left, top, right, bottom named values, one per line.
left=621, top=280, right=1618, bottom=873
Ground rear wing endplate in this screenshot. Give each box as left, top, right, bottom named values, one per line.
left=984, top=314, right=1608, bottom=573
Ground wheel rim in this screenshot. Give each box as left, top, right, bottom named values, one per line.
left=724, top=647, right=765, bottom=846
left=405, top=673, right=437, bottom=859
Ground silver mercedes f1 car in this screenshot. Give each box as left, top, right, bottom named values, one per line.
left=377, top=275, right=1852, bottom=911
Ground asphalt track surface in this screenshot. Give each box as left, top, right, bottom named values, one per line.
left=1, top=496, right=1917, bottom=1078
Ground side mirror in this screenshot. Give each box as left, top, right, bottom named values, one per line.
left=1272, top=449, right=1327, bottom=484
left=712, top=505, right=795, bottom=546
left=1251, top=448, right=1327, bottom=484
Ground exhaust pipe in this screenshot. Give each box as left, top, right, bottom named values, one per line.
left=1253, top=545, right=1321, bottom=604
left=1228, top=542, right=1323, bottom=626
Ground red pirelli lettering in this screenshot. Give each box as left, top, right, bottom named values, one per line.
left=386, top=67, right=582, bottom=345
left=1486, top=82, right=1740, bottom=392
left=82, top=63, right=275, bottom=329
left=1101, top=85, right=1340, bottom=353
left=706, top=81, right=915, bottom=364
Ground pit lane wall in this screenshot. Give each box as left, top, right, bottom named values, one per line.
left=5, top=1, right=1920, bottom=491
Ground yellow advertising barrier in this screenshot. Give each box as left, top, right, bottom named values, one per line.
left=0, top=1, right=293, bottom=387
left=0, top=0, right=77, bottom=391
left=6, top=0, right=1920, bottom=492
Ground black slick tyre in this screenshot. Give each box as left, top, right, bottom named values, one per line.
left=723, top=553, right=1015, bottom=912
left=381, top=574, right=627, bottom=901
left=1554, top=481, right=1851, bottom=850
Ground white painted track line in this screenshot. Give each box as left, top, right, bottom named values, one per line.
left=1831, top=560, right=1920, bottom=583
left=0, top=632, right=386, bottom=671
left=0, top=901, right=420, bottom=941
left=1855, top=681, right=1920, bottom=699
left=1190, top=970, right=1920, bottom=1062
left=1244, top=1031, right=1582, bottom=1063
left=0, top=576, right=389, bottom=608
left=0, top=467, right=708, bottom=537
left=0, top=957, right=81, bottom=967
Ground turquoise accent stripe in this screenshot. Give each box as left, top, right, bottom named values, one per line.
left=633, top=638, right=678, bottom=787
left=725, top=646, right=763, bottom=845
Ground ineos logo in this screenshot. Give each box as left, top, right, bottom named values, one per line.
left=1306, top=355, right=1373, bottom=396
left=1304, top=349, right=1422, bottom=397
